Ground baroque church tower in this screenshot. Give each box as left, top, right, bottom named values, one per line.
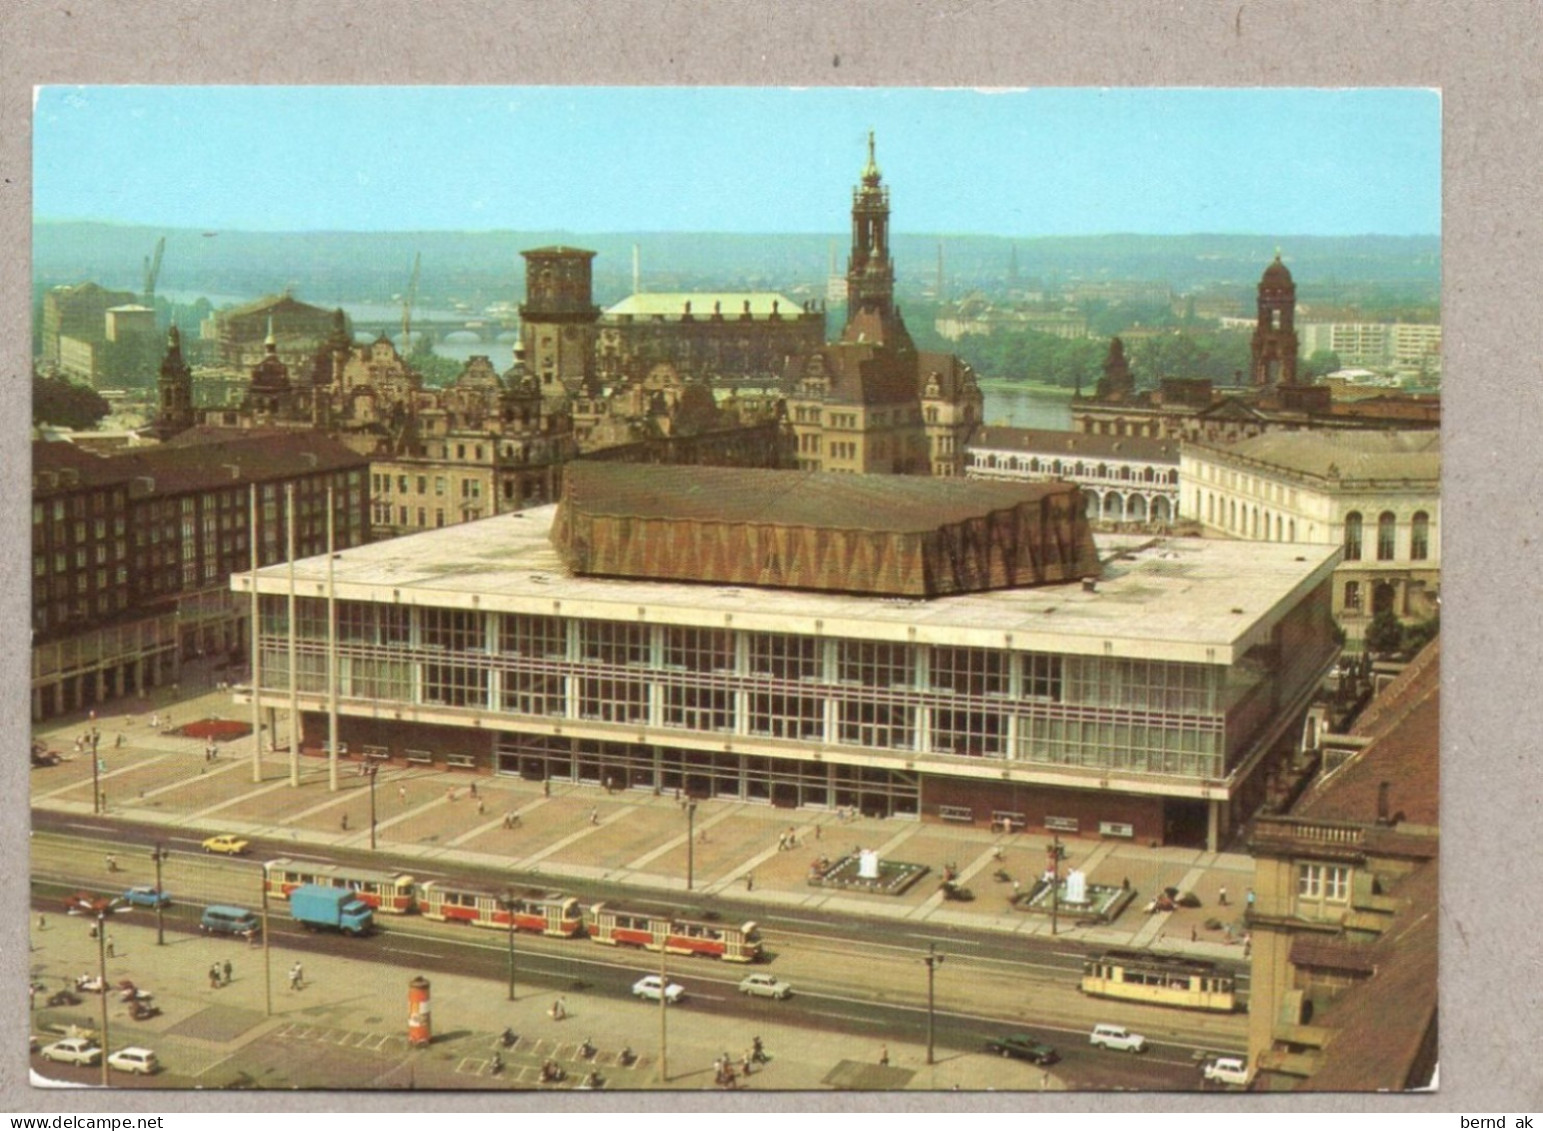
left=842, top=131, right=914, bottom=352
left=1251, top=252, right=1299, bottom=387
left=148, top=324, right=195, bottom=440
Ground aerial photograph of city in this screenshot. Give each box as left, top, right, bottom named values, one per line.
left=26, top=85, right=1440, bottom=1095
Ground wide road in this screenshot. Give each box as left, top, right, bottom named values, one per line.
left=32, top=815, right=1248, bottom=1089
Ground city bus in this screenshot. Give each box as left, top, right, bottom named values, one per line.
left=588, top=903, right=762, bottom=962
left=417, top=882, right=584, bottom=937
left=263, top=858, right=417, bottom=914
left=1080, top=949, right=1238, bottom=1012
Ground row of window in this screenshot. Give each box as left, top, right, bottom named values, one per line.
left=266, top=601, right=1226, bottom=714
left=975, top=454, right=1178, bottom=485
left=1344, top=511, right=1432, bottom=562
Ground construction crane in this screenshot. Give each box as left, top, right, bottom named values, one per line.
left=142, top=236, right=165, bottom=308
left=401, top=252, right=421, bottom=350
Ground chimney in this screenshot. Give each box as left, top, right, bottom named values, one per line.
left=1376, top=781, right=1391, bottom=825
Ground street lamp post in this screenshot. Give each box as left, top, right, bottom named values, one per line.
left=149, top=843, right=168, bottom=946
left=259, top=863, right=272, bottom=1017
left=1048, top=836, right=1064, bottom=937
left=69, top=896, right=122, bottom=1087
left=685, top=800, right=698, bottom=892
left=500, top=889, right=517, bottom=1002
left=366, top=763, right=379, bottom=850
left=90, top=736, right=101, bottom=815
left=657, top=932, right=669, bottom=1085
left=923, top=943, right=945, bottom=1066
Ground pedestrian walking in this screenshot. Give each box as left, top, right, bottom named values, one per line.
left=106, top=935, right=115, bottom=958
left=1191, top=926, right=1197, bottom=942
left=746, top=872, right=755, bottom=892
left=469, top=782, right=478, bottom=800
left=398, top=784, right=407, bottom=803
left=37, top=914, right=45, bottom=931
left=543, top=779, right=552, bottom=798
left=1246, top=888, right=1256, bottom=910
left=209, top=965, right=220, bottom=990
left=878, top=1044, right=890, bottom=1067
left=589, top=808, right=600, bottom=826
left=340, top=812, right=350, bottom=831
left=223, top=960, right=233, bottom=985
left=814, top=823, right=821, bottom=841
left=1218, top=885, right=1229, bottom=906
left=289, top=963, right=303, bottom=991
left=477, top=799, right=486, bottom=816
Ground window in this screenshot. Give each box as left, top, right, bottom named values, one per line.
left=1343, top=512, right=1363, bottom=561
left=748, top=633, right=820, bottom=681
left=663, top=627, right=735, bottom=673
left=838, top=640, right=913, bottom=688
left=1411, top=511, right=1430, bottom=561
left=1297, top=862, right=1351, bottom=902
left=1377, top=512, right=1396, bottom=561
left=930, top=646, right=1007, bottom=697
left=581, top=620, right=650, bottom=666
left=1344, top=581, right=1361, bottom=612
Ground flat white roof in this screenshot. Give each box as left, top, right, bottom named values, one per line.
left=238, top=506, right=1339, bottom=666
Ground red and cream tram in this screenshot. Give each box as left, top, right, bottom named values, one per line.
left=417, top=882, right=585, bottom=937
left=264, top=859, right=417, bottom=914
left=588, top=903, right=762, bottom=962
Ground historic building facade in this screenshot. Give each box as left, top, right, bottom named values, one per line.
left=966, top=426, right=1181, bottom=527
left=1245, top=641, right=1438, bottom=1090
left=785, top=133, right=982, bottom=477
left=1182, top=430, right=1440, bottom=640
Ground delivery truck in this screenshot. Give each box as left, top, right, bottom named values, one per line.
left=289, top=885, right=375, bottom=936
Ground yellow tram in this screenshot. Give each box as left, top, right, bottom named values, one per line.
left=1080, top=949, right=1238, bottom=1013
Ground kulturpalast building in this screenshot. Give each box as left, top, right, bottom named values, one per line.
left=234, top=463, right=1338, bottom=849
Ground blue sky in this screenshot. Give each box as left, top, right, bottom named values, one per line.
left=33, top=87, right=1440, bottom=236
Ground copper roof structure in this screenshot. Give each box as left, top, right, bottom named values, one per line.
left=551, top=462, right=1100, bottom=598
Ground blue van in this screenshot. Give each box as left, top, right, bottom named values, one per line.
left=200, top=905, right=260, bottom=939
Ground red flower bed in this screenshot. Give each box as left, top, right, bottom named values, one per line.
left=175, top=719, right=252, bottom=741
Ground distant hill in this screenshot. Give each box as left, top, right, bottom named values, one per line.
left=33, top=220, right=1440, bottom=314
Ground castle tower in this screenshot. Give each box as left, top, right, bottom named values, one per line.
left=843, top=131, right=912, bottom=351
left=1094, top=336, right=1135, bottom=401
left=244, top=316, right=295, bottom=418
left=519, top=246, right=600, bottom=395
left=149, top=324, right=195, bottom=439
left=1251, top=252, right=1299, bottom=387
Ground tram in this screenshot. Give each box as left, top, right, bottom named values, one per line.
left=264, top=858, right=417, bottom=914
left=1080, top=949, right=1238, bottom=1013
left=417, top=882, right=585, bottom=937
left=588, top=903, right=762, bottom=963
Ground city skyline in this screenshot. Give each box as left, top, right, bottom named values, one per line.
left=33, top=86, right=1440, bottom=237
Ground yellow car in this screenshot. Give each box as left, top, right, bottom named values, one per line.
left=201, top=834, right=250, bottom=856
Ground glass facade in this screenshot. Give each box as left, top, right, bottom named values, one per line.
left=257, top=598, right=1272, bottom=782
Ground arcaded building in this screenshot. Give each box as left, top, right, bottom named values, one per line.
left=234, top=464, right=1338, bottom=849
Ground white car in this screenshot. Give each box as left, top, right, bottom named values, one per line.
left=1089, top=1023, right=1147, bottom=1053
left=631, top=975, right=684, bottom=1004
left=108, top=1047, right=159, bottom=1075
left=41, top=1038, right=102, bottom=1066
left=1203, top=1056, right=1249, bottom=1087
left=738, top=973, right=793, bottom=1000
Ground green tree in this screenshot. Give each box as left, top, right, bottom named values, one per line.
left=33, top=372, right=110, bottom=430
left=1302, top=349, right=1342, bottom=380
left=1364, top=610, right=1405, bottom=656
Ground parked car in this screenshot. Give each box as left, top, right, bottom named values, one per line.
left=122, top=885, right=172, bottom=909
left=40, top=1038, right=102, bottom=1066
left=984, top=1034, right=1060, bottom=1065
left=1089, top=1023, right=1147, bottom=1053
left=631, top=975, right=684, bottom=1004
left=738, top=973, right=793, bottom=1000
left=107, top=1047, right=159, bottom=1075
left=1203, top=1056, right=1250, bottom=1087
left=201, top=834, right=249, bottom=856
